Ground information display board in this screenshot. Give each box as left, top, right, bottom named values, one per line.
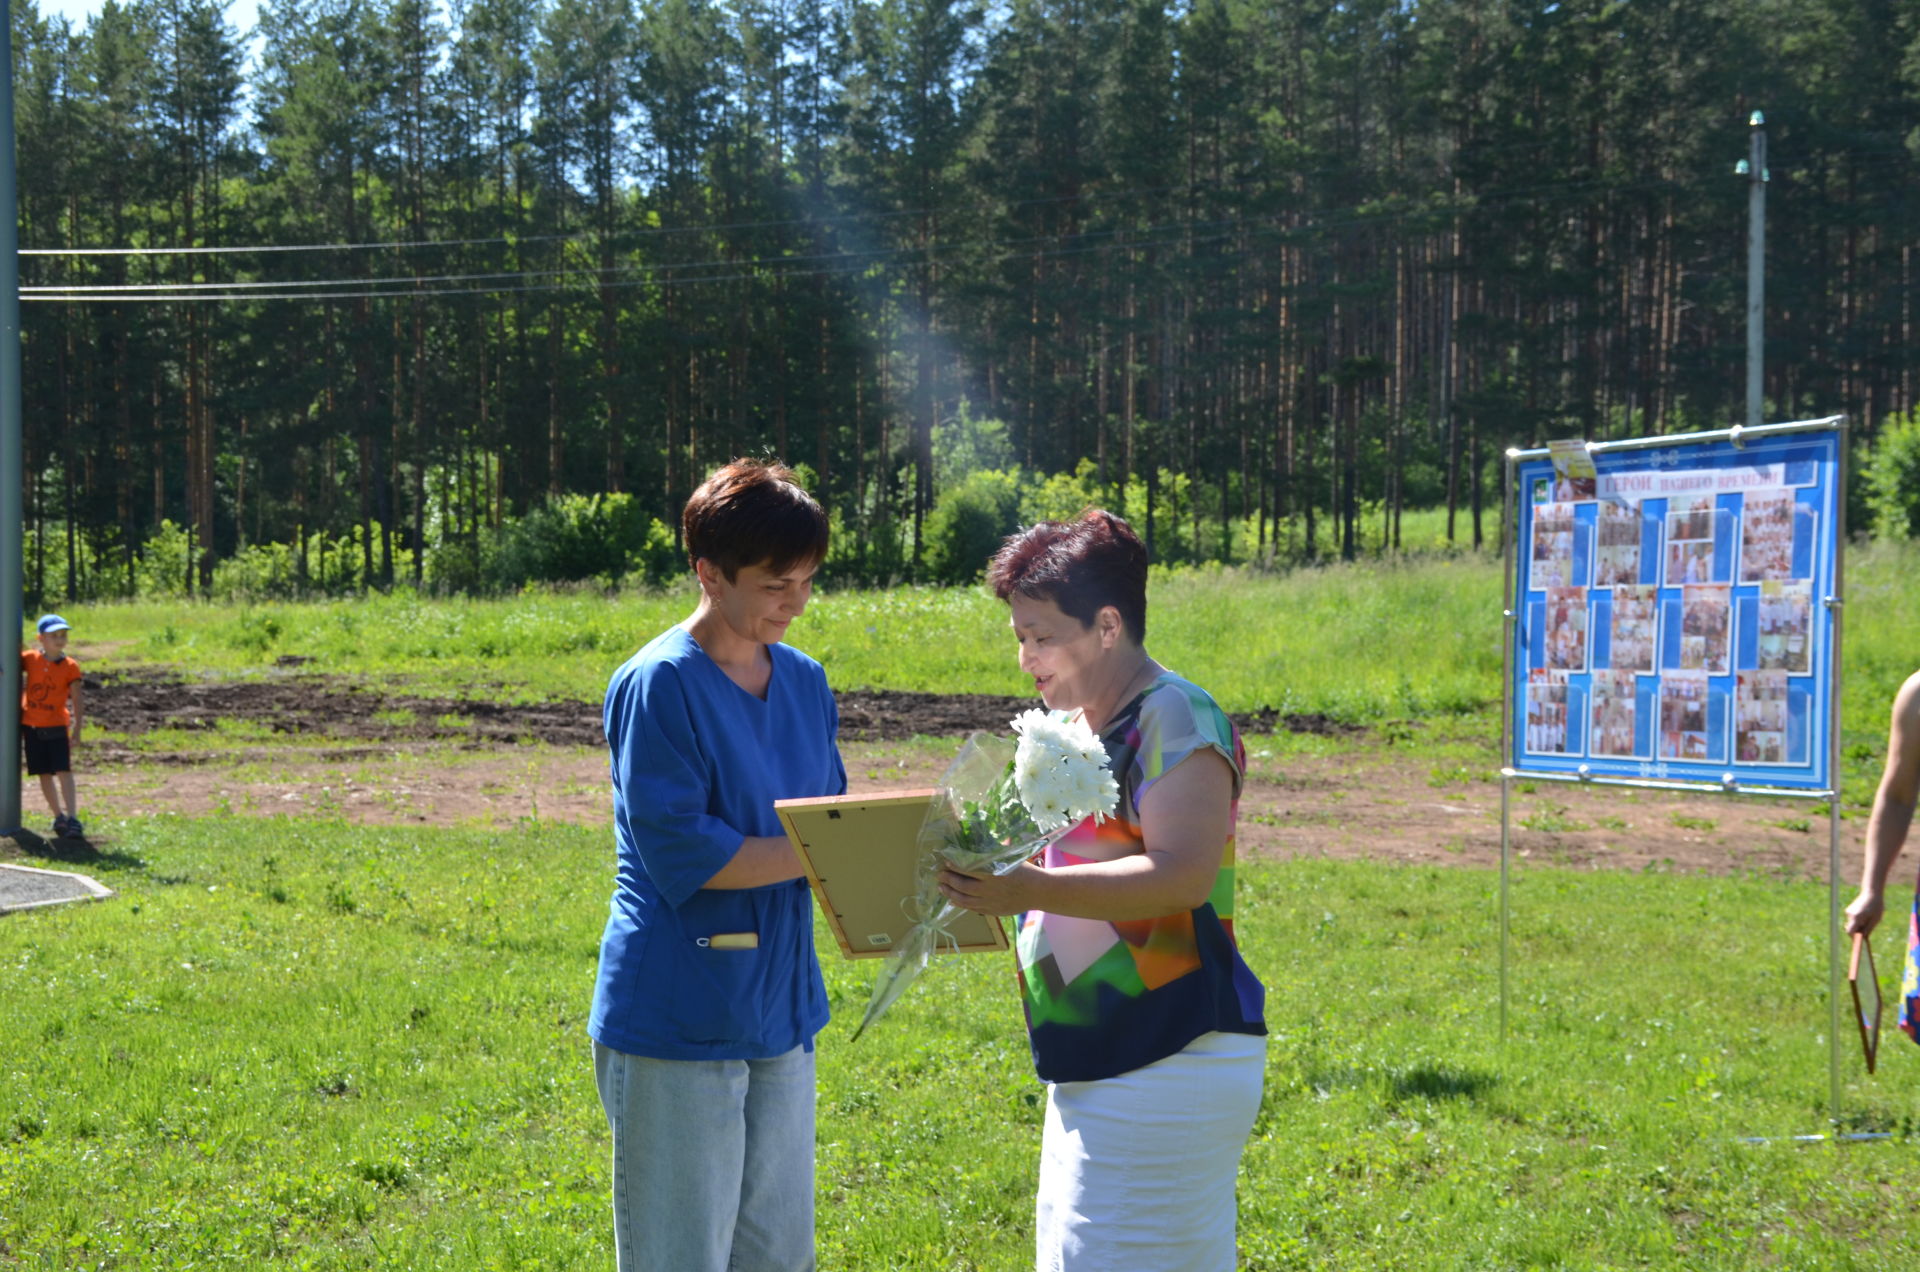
left=1507, top=423, right=1840, bottom=792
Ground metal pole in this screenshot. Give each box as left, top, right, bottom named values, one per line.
left=1500, top=774, right=1511, bottom=1041
left=1827, top=420, right=1849, bottom=1127
left=1743, top=111, right=1768, bottom=431
left=0, top=12, right=24, bottom=834
left=1500, top=448, right=1519, bottom=1042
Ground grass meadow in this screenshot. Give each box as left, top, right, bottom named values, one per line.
left=66, top=538, right=1920, bottom=729
left=67, top=552, right=1504, bottom=719
left=7, top=540, right=1920, bottom=1267
left=5, top=817, right=1920, bottom=1269
left=63, top=537, right=1920, bottom=799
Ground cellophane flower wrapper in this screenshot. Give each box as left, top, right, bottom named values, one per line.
left=850, top=713, right=1119, bottom=1040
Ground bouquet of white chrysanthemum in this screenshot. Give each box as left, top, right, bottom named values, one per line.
left=850, top=710, right=1120, bottom=1039
left=1010, top=709, right=1122, bottom=834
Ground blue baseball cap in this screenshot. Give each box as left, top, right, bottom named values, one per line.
left=35, top=614, right=69, bottom=634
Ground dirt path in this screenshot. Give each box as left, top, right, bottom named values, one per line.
left=25, top=667, right=1840, bottom=880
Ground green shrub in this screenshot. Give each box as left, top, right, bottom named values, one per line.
left=210, top=542, right=301, bottom=601
left=630, top=516, right=681, bottom=588
left=924, top=468, right=1024, bottom=583
left=224, top=608, right=283, bottom=654
left=429, top=495, right=679, bottom=592
left=821, top=504, right=913, bottom=587
left=133, top=520, right=195, bottom=598
left=1020, top=458, right=1107, bottom=524
left=295, top=525, right=384, bottom=595
left=422, top=537, right=497, bottom=595
left=1864, top=408, right=1920, bottom=539
left=498, top=494, right=630, bottom=585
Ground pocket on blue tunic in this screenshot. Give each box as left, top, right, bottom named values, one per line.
left=671, top=937, right=769, bottom=1045
left=668, top=890, right=787, bottom=1046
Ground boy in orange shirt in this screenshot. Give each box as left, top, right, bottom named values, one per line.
left=22, top=614, right=84, bottom=837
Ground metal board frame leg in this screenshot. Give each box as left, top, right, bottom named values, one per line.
left=1826, top=423, right=1849, bottom=1129
left=1830, top=793, right=1842, bottom=1128
left=1500, top=447, right=1518, bottom=1045
left=1500, top=774, right=1511, bottom=1042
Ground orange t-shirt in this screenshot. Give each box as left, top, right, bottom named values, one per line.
left=21, top=649, right=82, bottom=728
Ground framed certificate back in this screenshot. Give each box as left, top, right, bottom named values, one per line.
left=775, top=789, right=1010, bottom=960
left=1850, top=931, right=1882, bottom=1075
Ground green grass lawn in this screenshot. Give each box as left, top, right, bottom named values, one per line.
left=5, top=817, right=1920, bottom=1269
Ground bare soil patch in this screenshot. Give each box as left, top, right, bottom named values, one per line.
left=79, top=668, right=1360, bottom=752
left=84, top=666, right=608, bottom=750
left=33, top=667, right=1842, bottom=880
left=1235, top=756, right=1835, bottom=879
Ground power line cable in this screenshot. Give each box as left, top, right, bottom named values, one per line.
left=25, top=217, right=1272, bottom=303
left=25, top=164, right=1893, bottom=304
left=23, top=203, right=1334, bottom=296
left=16, top=173, right=1309, bottom=259
left=34, top=126, right=1877, bottom=261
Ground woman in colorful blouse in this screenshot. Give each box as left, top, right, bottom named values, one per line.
left=938, top=509, right=1268, bottom=1272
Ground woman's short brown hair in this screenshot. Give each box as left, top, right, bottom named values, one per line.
left=682, top=459, right=830, bottom=581
left=986, top=509, right=1148, bottom=643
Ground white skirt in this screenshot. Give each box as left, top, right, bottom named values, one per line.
left=1035, top=1030, right=1267, bottom=1272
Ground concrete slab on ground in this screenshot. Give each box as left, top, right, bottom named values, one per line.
left=0, top=861, right=114, bottom=914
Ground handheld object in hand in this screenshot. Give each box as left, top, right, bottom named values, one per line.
left=776, top=790, right=1009, bottom=959
left=1850, top=931, right=1882, bottom=1075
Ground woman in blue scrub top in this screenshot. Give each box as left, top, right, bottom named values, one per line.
left=590, top=459, right=845, bottom=1272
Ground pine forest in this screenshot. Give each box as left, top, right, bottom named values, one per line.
left=11, top=0, right=1920, bottom=598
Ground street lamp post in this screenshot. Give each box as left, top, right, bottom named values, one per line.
left=1736, top=110, right=1768, bottom=431
left=0, top=13, right=23, bottom=834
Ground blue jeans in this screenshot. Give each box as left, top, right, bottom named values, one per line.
left=593, top=1040, right=816, bottom=1272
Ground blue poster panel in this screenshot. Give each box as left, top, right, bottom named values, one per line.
left=1510, top=427, right=1839, bottom=791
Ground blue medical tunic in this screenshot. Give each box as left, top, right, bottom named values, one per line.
left=590, top=626, right=846, bottom=1060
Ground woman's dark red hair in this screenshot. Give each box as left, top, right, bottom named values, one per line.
left=986, top=509, right=1148, bottom=642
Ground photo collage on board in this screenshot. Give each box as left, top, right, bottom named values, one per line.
left=1658, top=671, right=1711, bottom=761
left=1526, top=670, right=1574, bottom=756
left=1679, top=584, right=1731, bottom=676
left=1522, top=442, right=1821, bottom=774
left=1590, top=669, right=1639, bottom=759
left=1728, top=481, right=1818, bottom=766
left=1663, top=495, right=1716, bottom=587
left=1594, top=498, right=1643, bottom=587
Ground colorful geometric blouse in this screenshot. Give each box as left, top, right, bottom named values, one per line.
left=1900, top=892, right=1920, bottom=1046
left=1015, top=672, right=1268, bottom=1083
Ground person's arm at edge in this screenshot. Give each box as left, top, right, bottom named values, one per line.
left=938, top=747, right=1233, bottom=921
left=67, top=676, right=82, bottom=743
left=1846, top=671, right=1920, bottom=936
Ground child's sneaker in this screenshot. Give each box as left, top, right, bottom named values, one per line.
left=51, top=814, right=72, bottom=838
left=64, top=816, right=83, bottom=838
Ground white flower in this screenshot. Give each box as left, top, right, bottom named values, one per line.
left=1009, top=709, right=1119, bottom=832
left=1028, top=790, right=1069, bottom=833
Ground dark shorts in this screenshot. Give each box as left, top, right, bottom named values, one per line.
left=22, top=725, right=70, bottom=776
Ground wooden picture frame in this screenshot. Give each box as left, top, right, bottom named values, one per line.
left=776, top=789, right=1010, bottom=960
left=1850, top=931, right=1883, bottom=1075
